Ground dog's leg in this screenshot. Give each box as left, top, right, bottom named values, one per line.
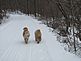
left=37, top=37, right=41, bottom=44
left=39, top=37, right=41, bottom=41
left=36, top=38, right=40, bottom=44
left=35, top=36, right=37, bottom=41
left=25, top=38, right=28, bottom=44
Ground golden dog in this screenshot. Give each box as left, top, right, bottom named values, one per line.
left=35, top=29, right=42, bottom=44
left=23, top=27, right=30, bottom=44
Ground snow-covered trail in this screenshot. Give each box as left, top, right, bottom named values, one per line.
left=0, top=14, right=52, bottom=61
left=0, top=14, right=81, bottom=61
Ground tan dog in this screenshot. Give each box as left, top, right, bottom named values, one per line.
left=35, top=29, right=42, bottom=44
left=23, top=27, right=30, bottom=44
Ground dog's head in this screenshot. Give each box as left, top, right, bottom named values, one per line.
left=23, top=27, right=28, bottom=31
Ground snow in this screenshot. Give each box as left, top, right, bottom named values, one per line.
left=0, top=14, right=81, bottom=61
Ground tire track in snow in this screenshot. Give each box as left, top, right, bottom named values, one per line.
left=12, top=44, right=31, bottom=61
left=43, top=40, right=54, bottom=61
left=0, top=21, right=13, bottom=32
left=0, top=46, right=14, bottom=61
left=29, top=40, right=53, bottom=61
left=0, top=41, right=32, bottom=61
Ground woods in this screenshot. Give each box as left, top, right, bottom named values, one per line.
left=0, top=0, right=81, bottom=57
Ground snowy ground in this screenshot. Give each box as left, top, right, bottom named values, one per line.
left=0, top=14, right=81, bottom=61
